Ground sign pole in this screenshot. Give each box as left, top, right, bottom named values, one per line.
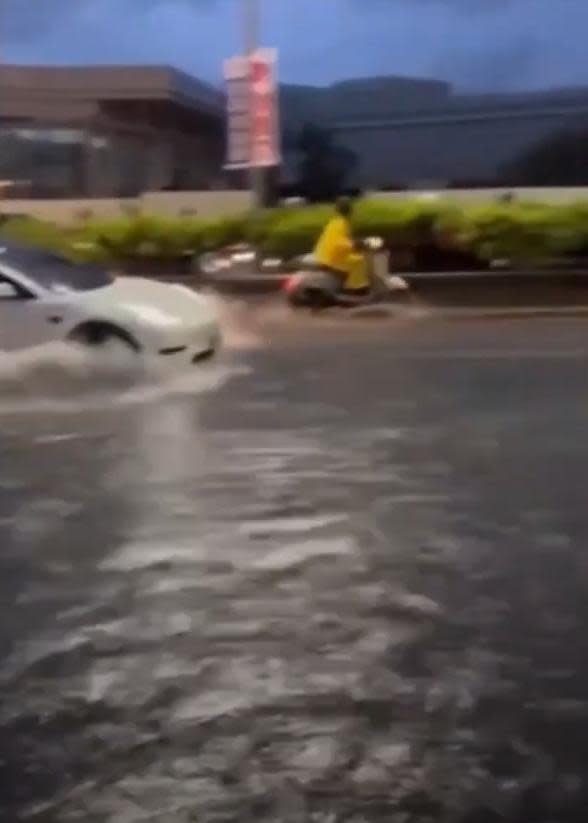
left=224, top=4, right=280, bottom=204
left=243, top=0, right=265, bottom=208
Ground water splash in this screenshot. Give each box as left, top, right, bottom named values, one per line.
left=204, top=293, right=266, bottom=350
left=0, top=341, right=243, bottom=415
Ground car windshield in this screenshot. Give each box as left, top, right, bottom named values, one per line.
left=0, top=245, right=112, bottom=293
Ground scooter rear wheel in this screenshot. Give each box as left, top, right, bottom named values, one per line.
left=303, top=287, right=336, bottom=310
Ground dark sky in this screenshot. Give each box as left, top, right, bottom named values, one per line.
left=2, top=0, right=583, bottom=92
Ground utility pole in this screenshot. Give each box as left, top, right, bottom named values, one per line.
left=243, top=0, right=265, bottom=208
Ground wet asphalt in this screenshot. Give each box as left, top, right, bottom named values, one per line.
left=1, top=313, right=588, bottom=822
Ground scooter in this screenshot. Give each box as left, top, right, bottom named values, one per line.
left=282, top=238, right=409, bottom=310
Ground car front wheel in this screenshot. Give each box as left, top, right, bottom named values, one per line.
left=68, top=322, right=140, bottom=353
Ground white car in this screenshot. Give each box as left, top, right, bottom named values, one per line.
left=0, top=244, right=221, bottom=364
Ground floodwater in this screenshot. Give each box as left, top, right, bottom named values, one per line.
left=1, top=307, right=588, bottom=822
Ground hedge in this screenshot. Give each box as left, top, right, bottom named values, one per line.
left=3, top=199, right=588, bottom=268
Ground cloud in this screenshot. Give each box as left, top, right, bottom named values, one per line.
left=2, top=0, right=587, bottom=92
left=3, top=0, right=217, bottom=43
left=307, top=0, right=587, bottom=92
left=3, top=0, right=234, bottom=81
left=414, top=0, right=586, bottom=91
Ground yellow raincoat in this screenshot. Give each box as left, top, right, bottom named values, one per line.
left=314, top=216, right=369, bottom=291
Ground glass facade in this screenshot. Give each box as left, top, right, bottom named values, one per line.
left=0, top=117, right=222, bottom=197
left=0, top=126, right=167, bottom=197
left=0, top=128, right=86, bottom=197
left=104, top=134, right=147, bottom=197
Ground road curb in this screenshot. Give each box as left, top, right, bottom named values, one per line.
left=429, top=306, right=588, bottom=320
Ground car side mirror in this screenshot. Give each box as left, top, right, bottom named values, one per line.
left=0, top=281, right=19, bottom=299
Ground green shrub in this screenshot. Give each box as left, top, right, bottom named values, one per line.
left=353, top=199, right=464, bottom=250
left=243, top=207, right=292, bottom=247
left=553, top=202, right=588, bottom=256
left=200, top=215, right=248, bottom=250
left=260, top=206, right=331, bottom=258
left=256, top=200, right=467, bottom=260
left=0, top=217, right=74, bottom=257
left=3, top=198, right=588, bottom=269
left=458, top=203, right=570, bottom=264
left=74, top=214, right=209, bottom=260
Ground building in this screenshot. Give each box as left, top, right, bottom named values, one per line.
left=280, top=77, right=588, bottom=189
left=0, top=65, right=225, bottom=197
left=3, top=63, right=588, bottom=199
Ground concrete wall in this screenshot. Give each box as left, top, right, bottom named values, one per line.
left=1, top=187, right=588, bottom=226
left=0, top=197, right=138, bottom=224
left=141, top=190, right=253, bottom=217
left=371, top=187, right=588, bottom=204
left=0, top=190, right=253, bottom=224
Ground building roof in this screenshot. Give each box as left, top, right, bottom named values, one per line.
left=333, top=86, right=588, bottom=130
left=279, top=74, right=588, bottom=131
left=0, top=64, right=224, bottom=120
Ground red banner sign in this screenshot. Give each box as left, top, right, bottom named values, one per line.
left=224, top=49, right=280, bottom=169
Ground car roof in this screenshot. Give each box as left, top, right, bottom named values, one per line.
left=0, top=242, right=110, bottom=291
left=0, top=242, right=73, bottom=268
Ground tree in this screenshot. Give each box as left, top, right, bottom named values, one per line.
left=503, top=128, right=588, bottom=186
left=290, top=123, right=358, bottom=202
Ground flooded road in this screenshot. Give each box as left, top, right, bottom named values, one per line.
left=1, top=313, right=588, bottom=822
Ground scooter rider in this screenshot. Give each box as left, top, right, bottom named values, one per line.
left=313, top=197, right=370, bottom=294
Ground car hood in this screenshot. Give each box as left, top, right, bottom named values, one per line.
left=75, top=277, right=215, bottom=326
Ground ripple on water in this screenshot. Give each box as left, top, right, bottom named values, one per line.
left=98, top=540, right=208, bottom=573
left=251, top=536, right=356, bottom=573
left=5, top=322, right=588, bottom=822
left=238, top=513, right=348, bottom=538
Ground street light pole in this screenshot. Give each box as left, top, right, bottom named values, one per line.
left=243, top=0, right=265, bottom=208
left=243, top=0, right=259, bottom=57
